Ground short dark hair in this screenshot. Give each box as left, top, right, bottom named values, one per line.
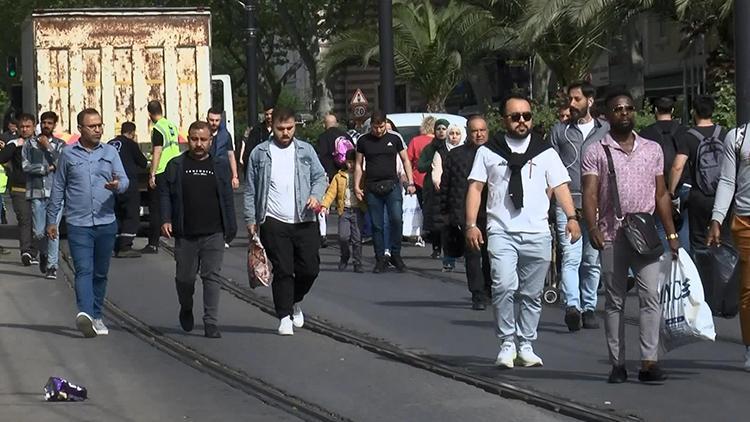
left=121, top=121, right=136, bottom=135
left=188, top=120, right=211, bottom=134
left=567, top=81, right=596, bottom=99
left=347, top=119, right=357, bottom=130
left=604, top=90, right=634, bottom=109
left=207, top=107, right=223, bottom=117
left=466, top=114, right=486, bottom=127
left=502, top=95, right=532, bottom=115
left=653, top=97, right=675, bottom=115
left=77, top=108, right=100, bottom=126
left=17, top=113, right=36, bottom=124
left=271, top=107, right=296, bottom=124
left=345, top=149, right=356, bottom=162
left=370, top=110, right=387, bottom=125
left=262, top=101, right=275, bottom=111
left=39, top=111, right=58, bottom=123
left=693, top=95, right=715, bottom=119
left=147, top=100, right=163, bottom=115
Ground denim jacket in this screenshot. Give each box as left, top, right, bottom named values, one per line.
left=22, top=136, right=65, bottom=199
left=244, top=138, right=328, bottom=225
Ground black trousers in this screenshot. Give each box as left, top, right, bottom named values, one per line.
left=10, top=191, right=35, bottom=256
left=115, top=188, right=140, bottom=251
left=260, top=217, right=320, bottom=319
left=464, top=228, right=491, bottom=299
left=147, top=173, right=165, bottom=247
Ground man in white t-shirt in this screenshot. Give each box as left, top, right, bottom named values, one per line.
left=244, top=108, right=328, bottom=336
left=466, top=95, right=581, bottom=369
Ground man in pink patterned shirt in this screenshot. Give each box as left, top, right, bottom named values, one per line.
left=581, top=91, right=679, bottom=385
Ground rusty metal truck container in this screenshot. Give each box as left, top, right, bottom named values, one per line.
left=21, top=8, right=213, bottom=145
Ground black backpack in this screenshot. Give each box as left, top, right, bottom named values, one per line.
left=691, top=125, right=724, bottom=196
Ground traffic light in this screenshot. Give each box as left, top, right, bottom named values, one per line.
left=6, top=56, right=17, bottom=78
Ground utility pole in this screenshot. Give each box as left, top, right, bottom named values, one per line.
left=736, top=0, right=750, bottom=125
left=378, top=0, right=395, bottom=114
left=244, top=0, right=259, bottom=127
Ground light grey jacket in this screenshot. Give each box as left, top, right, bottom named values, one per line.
left=548, top=118, right=610, bottom=208
left=712, top=126, right=750, bottom=224
left=244, top=138, right=328, bottom=225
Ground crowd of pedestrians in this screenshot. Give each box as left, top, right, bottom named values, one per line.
left=2, top=81, right=750, bottom=381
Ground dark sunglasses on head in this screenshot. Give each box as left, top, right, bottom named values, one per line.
left=505, top=112, right=532, bottom=122
left=611, top=105, right=636, bottom=114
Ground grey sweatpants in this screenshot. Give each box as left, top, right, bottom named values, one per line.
left=338, top=208, right=364, bottom=265
left=174, top=232, right=225, bottom=325
left=601, top=229, right=666, bottom=365
left=488, top=230, right=551, bottom=344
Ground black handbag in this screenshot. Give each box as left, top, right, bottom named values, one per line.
left=366, top=179, right=396, bottom=196
left=603, top=145, right=665, bottom=258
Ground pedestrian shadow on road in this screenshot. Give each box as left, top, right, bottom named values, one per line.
left=154, top=325, right=276, bottom=336
left=0, top=269, right=41, bottom=278
left=0, top=323, right=85, bottom=339
left=375, top=300, right=472, bottom=309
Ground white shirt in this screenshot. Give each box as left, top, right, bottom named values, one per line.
left=468, top=142, right=570, bottom=233
left=577, top=119, right=595, bottom=140
left=266, top=142, right=297, bottom=223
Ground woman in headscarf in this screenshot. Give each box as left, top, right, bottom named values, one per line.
left=431, top=123, right=464, bottom=270
left=417, top=118, right=449, bottom=259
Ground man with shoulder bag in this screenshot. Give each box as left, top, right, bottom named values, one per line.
left=582, top=92, right=680, bottom=385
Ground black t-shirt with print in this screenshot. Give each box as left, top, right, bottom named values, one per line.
left=182, top=155, right=223, bottom=236
left=356, top=131, right=404, bottom=182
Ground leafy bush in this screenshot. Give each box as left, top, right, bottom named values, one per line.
left=296, top=120, right=325, bottom=145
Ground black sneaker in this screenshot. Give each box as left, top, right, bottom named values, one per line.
left=39, top=253, right=48, bottom=274
left=565, top=306, right=582, bottom=332
left=204, top=324, right=222, bottom=338
left=21, top=252, right=32, bottom=266
left=471, top=293, right=488, bottom=310
left=373, top=257, right=388, bottom=273
left=338, top=258, right=349, bottom=271
left=45, top=267, right=57, bottom=280
left=389, top=255, right=407, bottom=272
left=140, top=244, right=159, bottom=254
left=29, top=255, right=39, bottom=265
left=430, top=249, right=441, bottom=259
left=179, top=308, right=194, bottom=332
left=638, top=365, right=667, bottom=384
left=353, top=264, right=364, bottom=273
left=608, top=365, right=628, bottom=384
left=582, top=310, right=600, bottom=329
left=320, top=236, right=328, bottom=248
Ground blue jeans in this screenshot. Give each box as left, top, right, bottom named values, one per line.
left=67, top=221, right=118, bottom=319
left=30, top=198, right=62, bottom=269
left=366, top=184, right=403, bottom=258
left=555, top=207, right=601, bottom=312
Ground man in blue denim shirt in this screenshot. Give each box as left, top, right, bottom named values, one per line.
left=244, top=107, right=328, bottom=336
left=47, top=108, right=129, bottom=338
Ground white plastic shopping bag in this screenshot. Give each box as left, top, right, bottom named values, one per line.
left=659, top=249, right=716, bottom=352
left=401, top=187, right=423, bottom=237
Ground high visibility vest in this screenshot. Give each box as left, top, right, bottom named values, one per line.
left=0, top=164, right=7, bottom=193
left=154, top=117, right=180, bottom=174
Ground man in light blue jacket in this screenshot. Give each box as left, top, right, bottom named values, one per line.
left=244, top=107, right=328, bottom=336
left=548, top=81, right=609, bottom=332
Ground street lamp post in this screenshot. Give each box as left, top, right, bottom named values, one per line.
left=736, top=0, right=750, bottom=125
left=378, top=0, right=395, bottom=114
left=244, top=0, right=259, bottom=127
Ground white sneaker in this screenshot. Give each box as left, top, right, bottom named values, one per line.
left=292, top=304, right=304, bottom=328
left=384, top=249, right=391, bottom=257
left=224, top=243, right=230, bottom=249
left=744, top=346, right=750, bottom=372
left=75, top=312, right=97, bottom=338
left=516, top=343, right=544, bottom=367
left=495, top=341, right=516, bottom=369
left=415, top=236, right=426, bottom=248
left=93, top=319, right=109, bottom=336
left=278, top=316, right=294, bottom=336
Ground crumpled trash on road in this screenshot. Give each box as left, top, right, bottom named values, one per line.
left=248, top=235, right=272, bottom=288
left=43, top=376, right=88, bottom=402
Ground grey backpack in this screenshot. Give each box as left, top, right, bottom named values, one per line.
left=691, top=125, right=724, bottom=196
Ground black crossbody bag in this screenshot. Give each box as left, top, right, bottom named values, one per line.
left=603, top=145, right=665, bottom=258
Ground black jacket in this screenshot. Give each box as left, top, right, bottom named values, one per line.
left=242, top=123, right=272, bottom=167
left=159, top=153, right=237, bottom=242
left=439, top=143, right=487, bottom=229
left=316, top=127, right=350, bottom=180
left=109, top=135, right=147, bottom=192
left=0, top=141, right=27, bottom=190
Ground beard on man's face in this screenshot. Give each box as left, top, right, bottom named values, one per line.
left=569, top=104, right=588, bottom=121
left=611, top=119, right=635, bottom=134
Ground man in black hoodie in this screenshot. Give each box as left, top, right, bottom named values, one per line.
left=317, top=113, right=351, bottom=181
left=109, top=122, right=148, bottom=257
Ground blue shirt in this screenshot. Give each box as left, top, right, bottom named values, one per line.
left=48, top=141, right=129, bottom=227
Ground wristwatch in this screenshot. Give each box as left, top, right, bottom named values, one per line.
left=666, top=233, right=679, bottom=240
left=566, top=215, right=578, bottom=221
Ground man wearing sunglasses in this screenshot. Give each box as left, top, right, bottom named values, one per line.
left=466, top=95, right=581, bottom=369
left=548, top=81, right=609, bottom=332
left=582, top=92, right=679, bottom=384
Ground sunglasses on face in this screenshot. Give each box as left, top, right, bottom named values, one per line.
left=505, top=112, right=532, bottom=122
left=611, top=105, right=636, bottom=114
